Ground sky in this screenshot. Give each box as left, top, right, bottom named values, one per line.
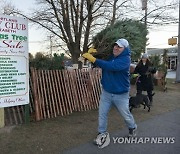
left=2, top=0, right=179, bottom=55
left=148, top=24, right=178, bottom=48
left=1, top=0, right=49, bottom=55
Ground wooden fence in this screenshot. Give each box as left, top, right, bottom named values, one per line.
left=4, top=75, right=35, bottom=125
left=31, top=68, right=102, bottom=121
left=4, top=68, right=102, bottom=125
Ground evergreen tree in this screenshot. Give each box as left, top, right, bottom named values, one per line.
left=92, top=20, right=148, bottom=61
left=30, top=52, right=65, bottom=70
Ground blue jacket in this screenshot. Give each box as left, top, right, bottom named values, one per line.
left=94, top=48, right=131, bottom=94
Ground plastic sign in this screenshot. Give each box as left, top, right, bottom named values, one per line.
left=168, top=38, right=177, bottom=46
left=0, top=15, right=29, bottom=108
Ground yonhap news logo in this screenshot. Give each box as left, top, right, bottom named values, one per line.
left=112, top=137, right=175, bottom=144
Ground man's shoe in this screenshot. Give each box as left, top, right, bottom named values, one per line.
left=94, top=132, right=110, bottom=148
left=128, top=127, right=137, bottom=137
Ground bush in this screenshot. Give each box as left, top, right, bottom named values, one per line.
left=30, top=52, right=65, bottom=70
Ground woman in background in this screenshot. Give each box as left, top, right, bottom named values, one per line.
left=134, top=53, right=156, bottom=105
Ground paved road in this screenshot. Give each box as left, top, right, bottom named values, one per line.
left=63, top=109, right=180, bottom=154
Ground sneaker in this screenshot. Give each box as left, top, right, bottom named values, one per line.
left=94, top=132, right=110, bottom=148
left=128, top=127, right=137, bottom=137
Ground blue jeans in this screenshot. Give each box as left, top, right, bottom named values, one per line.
left=98, top=89, right=137, bottom=133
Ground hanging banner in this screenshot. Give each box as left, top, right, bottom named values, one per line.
left=0, top=14, right=29, bottom=108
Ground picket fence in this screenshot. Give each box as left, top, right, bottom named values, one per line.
left=5, top=68, right=102, bottom=125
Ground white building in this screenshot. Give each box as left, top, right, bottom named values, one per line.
left=147, top=47, right=178, bottom=70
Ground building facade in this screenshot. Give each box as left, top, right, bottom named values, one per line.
left=147, top=47, right=178, bottom=70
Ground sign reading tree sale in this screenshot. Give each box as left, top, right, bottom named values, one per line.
left=0, top=15, right=29, bottom=108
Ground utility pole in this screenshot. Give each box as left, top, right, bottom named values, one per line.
left=176, top=0, right=180, bottom=82
left=142, top=0, right=148, bottom=52
left=141, top=0, right=148, bottom=28
left=49, top=35, right=53, bottom=57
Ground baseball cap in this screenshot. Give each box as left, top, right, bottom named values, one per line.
left=141, top=53, right=149, bottom=59
left=115, top=38, right=129, bottom=48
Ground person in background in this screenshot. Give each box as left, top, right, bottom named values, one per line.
left=82, top=38, right=137, bottom=149
left=134, top=53, right=156, bottom=105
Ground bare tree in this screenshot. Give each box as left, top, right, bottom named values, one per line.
left=19, top=0, right=110, bottom=64
left=1, top=0, right=109, bottom=63
left=139, top=0, right=178, bottom=26
left=105, top=0, right=179, bottom=27
left=104, top=0, right=133, bottom=26
left=0, top=1, right=16, bottom=15
left=1, top=0, right=178, bottom=63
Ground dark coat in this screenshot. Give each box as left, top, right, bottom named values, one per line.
left=134, top=60, right=156, bottom=91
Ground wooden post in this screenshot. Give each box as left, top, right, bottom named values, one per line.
left=31, top=68, right=41, bottom=121
left=0, top=108, right=5, bottom=128
left=24, top=104, right=30, bottom=124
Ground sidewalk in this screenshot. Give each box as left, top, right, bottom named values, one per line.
left=166, top=70, right=176, bottom=79
left=63, top=109, right=180, bottom=154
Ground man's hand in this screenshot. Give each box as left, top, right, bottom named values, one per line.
left=78, top=56, right=85, bottom=62
left=82, top=53, right=96, bottom=63
left=88, top=48, right=97, bottom=54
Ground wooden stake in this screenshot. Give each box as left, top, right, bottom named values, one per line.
left=24, top=104, right=30, bottom=124
left=0, top=108, right=5, bottom=128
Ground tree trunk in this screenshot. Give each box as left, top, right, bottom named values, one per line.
left=70, top=49, right=82, bottom=69
left=71, top=52, right=80, bottom=64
